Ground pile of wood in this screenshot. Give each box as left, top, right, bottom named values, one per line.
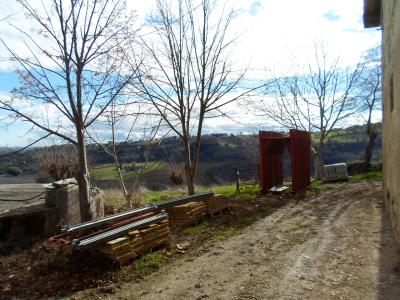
left=166, top=201, right=207, bottom=228
left=97, top=219, right=171, bottom=264
left=131, top=219, right=171, bottom=254
left=204, top=194, right=232, bottom=215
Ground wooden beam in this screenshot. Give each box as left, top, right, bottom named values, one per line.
left=363, top=0, right=381, bottom=28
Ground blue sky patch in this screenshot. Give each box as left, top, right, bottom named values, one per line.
left=323, top=10, right=341, bottom=22
left=249, top=1, right=262, bottom=16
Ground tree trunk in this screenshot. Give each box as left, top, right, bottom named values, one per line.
left=364, top=128, right=377, bottom=170
left=190, top=112, right=204, bottom=195
left=76, top=128, right=92, bottom=222
left=314, top=144, right=324, bottom=180
left=182, top=136, right=195, bottom=195
left=113, top=154, right=130, bottom=207
left=186, top=172, right=195, bottom=195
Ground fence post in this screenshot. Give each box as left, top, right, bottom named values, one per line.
left=235, top=167, right=240, bottom=193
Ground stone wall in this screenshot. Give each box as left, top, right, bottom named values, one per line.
left=382, top=0, right=400, bottom=243
left=0, top=183, right=104, bottom=252
left=0, top=205, right=56, bottom=253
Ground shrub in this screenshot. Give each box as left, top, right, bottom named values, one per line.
left=35, top=173, right=52, bottom=183
left=6, top=166, right=23, bottom=176
left=169, top=171, right=184, bottom=185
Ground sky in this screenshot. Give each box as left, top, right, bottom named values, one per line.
left=0, top=0, right=381, bottom=147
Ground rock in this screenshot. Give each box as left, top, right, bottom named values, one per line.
left=90, top=187, right=105, bottom=219
left=176, top=242, right=190, bottom=251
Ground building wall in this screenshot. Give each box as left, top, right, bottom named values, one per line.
left=382, top=0, right=400, bottom=242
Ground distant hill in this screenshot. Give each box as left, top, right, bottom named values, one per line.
left=0, top=123, right=382, bottom=189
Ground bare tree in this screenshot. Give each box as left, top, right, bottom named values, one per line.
left=87, top=99, right=160, bottom=207
left=0, top=0, right=134, bottom=221
left=129, top=0, right=257, bottom=194
left=249, top=45, right=363, bottom=179
left=358, top=46, right=381, bottom=169
left=36, top=144, right=79, bottom=181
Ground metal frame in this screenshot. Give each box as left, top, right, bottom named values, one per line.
left=61, top=205, right=157, bottom=234
left=259, top=129, right=311, bottom=193
left=72, top=211, right=168, bottom=249
left=157, top=192, right=214, bottom=209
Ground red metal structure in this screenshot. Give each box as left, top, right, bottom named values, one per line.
left=259, top=129, right=311, bottom=193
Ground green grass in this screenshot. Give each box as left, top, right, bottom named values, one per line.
left=290, top=224, right=305, bottom=232
left=104, top=181, right=261, bottom=209
left=214, top=216, right=256, bottom=241
left=215, top=226, right=243, bottom=241
left=349, top=171, right=383, bottom=182
left=183, top=219, right=211, bottom=234
left=141, top=188, right=187, bottom=205
left=140, top=182, right=260, bottom=205
left=90, top=164, right=118, bottom=181
left=134, top=251, right=164, bottom=275
left=104, top=187, right=188, bottom=208
left=305, top=179, right=331, bottom=197
left=208, top=183, right=260, bottom=200
left=90, top=162, right=164, bottom=181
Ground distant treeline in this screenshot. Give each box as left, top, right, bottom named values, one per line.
left=0, top=123, right=382, bottom=186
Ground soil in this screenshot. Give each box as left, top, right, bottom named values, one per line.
left=72, top=180, right=400, bottom=300
left=1, top=180, right=400, bottom=299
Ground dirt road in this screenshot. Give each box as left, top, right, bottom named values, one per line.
left=74, top=181, right=400, bottom=300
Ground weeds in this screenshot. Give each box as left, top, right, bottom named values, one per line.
left=134, top=251, right=165, bottom=275
left=142, top=188, right=187, bottom=204
left=208, top=183, right=259, bottom=200
left=214, top=216, right=256, bottom=241
left=215, top=226, right=243, bottom=241
left=290, top=224, right=305, bottom=232
left=102, top=189, right=127, bottom=210
left=183, top=219, right=211, bottom=234
left=349, top=171, right=383, bottom=182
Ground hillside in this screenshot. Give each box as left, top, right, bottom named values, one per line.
left=0, top=123, right=382, bottom=189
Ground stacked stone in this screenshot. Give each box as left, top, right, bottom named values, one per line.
left=166, top=201, right=207, bottom=228
left=204, top=194, right=232, bottom=215
left=97, top=219, right=171, bottom=264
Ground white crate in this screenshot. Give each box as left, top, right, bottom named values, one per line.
left=323, top=163, right=348, bottom=181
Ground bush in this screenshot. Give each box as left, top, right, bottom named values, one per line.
left=169, top=171, right=184, bottom=185
left=35, top=173, right=52, bottom=183
left=6, top=166, right=23, bottom=176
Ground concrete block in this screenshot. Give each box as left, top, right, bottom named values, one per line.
left=54, top=184, right=81, bottom=225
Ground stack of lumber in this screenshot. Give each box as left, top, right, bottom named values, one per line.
left=130, top=219, right=171, bottom=253
left=166, top=201, right=207, bottom=228
left=97, top=219, right=171, bottom=264
left=97, top=236, right=136, bottom=264
left=204, top=194, right=232, bottom=215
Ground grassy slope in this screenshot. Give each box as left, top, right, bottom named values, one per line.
left=91, top=162, right=165, bottom=181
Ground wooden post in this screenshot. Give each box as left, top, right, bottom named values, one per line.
left=235, top=167, right=240, bottom=193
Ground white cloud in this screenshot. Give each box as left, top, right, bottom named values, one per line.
left=227, top=0, right=380, bottom=78
left=0, top=0, right=382, bottom=146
